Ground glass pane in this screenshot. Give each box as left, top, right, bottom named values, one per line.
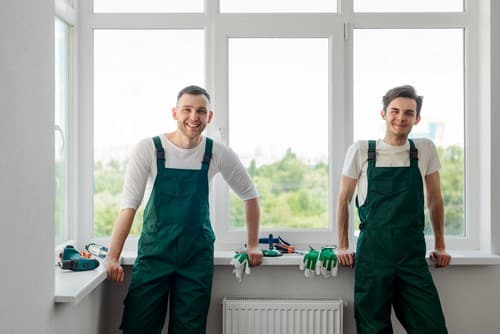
left=93, top=30, right=204, bottom=237
left=353, top=29, right=465, bottom=236
left=228, top=38, right=329, bottom=229
left=354, top=0, right=463, bottom=13
left=93, top=0, right=203, bottom=13
left=55, top=17, right=69, bottom=245
left=221, top=0, right=337, bottom=13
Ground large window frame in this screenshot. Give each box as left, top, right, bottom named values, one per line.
left=79, top=0, right=486, bottom=252
left=55, top=0, right=77, bottom=247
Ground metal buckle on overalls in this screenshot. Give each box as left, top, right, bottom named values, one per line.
left=157, top=151, right=165, bottom=160
left=368, top=151, right=376, bottom=161
left=410, top=150, right=418, bottom=160
left=202, top=153, right=210, bottom=165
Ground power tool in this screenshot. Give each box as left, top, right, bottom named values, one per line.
left=58, top=245, right=100, bottom=271
left=85, top=242, right=108, bottom=259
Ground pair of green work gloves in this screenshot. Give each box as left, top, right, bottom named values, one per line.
left=299, top=246, right=338, bottom=278
left=230, top=249, right=281, bottom=282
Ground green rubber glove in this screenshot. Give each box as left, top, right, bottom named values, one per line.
left=299, top=247, right=320, bottom=278
left=318, top=247, right=338, bottom=278
left=230, top=253, right=250, bottom=282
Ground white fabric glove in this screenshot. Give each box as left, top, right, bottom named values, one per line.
left=318, top=247, right=338, bottom=278
left=299, top=247, right=320, bottom=278
left=230, top=253, right=251, bottom=282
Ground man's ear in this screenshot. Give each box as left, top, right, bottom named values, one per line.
left=414, top=115, right=421, bottom=125
left=208, top=110, right=214, bottom=123
left=380, top=109, right=386, bottom=119
left=172, top=107, right=177, bottom=119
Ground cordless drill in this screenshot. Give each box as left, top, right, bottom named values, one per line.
left=58, top=245, right=100, bottom=271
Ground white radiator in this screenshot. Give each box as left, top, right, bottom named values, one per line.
left=222, top=298, right=343, bottom=334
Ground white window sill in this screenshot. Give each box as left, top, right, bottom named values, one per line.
left=54, top=258, right=107, bottom=304
left=54, top=250, right=500, bottom=304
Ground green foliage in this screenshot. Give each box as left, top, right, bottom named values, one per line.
left=434, top=145, right=464, bottom=236
left=93, top=160, right=143, bottom=237
left=230, top=149, right=329, bottom=229
left=93, top=145, right=465, bottom=237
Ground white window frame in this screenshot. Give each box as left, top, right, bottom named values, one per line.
left=344, top=0, right=480, bottom=251
left=55, top=0, right=78, bottom=248
left=78, top=0, right=487, bottom=252
left=211, top=16, right=345, bottom=250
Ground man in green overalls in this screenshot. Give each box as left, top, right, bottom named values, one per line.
left=336, top=85, right=451, bottom=333
left=106, top=85, right=263, bottom=333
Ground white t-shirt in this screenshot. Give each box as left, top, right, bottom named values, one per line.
left=342, top=138, right=441, bottom=206
left=121, top=135, right=258, bottom=210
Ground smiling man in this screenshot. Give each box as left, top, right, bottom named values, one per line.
left=106, top=85, right=263, bottom=334
left=336, top=85, right=451, bottom=333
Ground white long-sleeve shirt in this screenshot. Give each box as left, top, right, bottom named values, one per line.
left=121, top=135, right=258, bottom=210
left=342, top=138, right=441, bottom=206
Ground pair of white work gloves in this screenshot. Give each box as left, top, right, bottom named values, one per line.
left=299, top=246, right=338, bottom=278
left=230, top=246, right=338, bottom=282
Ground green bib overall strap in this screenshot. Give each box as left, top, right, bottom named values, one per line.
left=152, top=135, right=165, bottom=169
left=201, top=138, right=213, bottom=173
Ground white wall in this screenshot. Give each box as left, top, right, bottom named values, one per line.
left=0, top=1, right=105, bottom=333
left=0, top=1, right=499, bottom=334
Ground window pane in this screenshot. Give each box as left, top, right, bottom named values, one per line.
left=353, top=29, right=465, bottom=236
left=93, top=30, right=204, bottom=237
left=228, top=38, right=329, bottom=229
left=221, top=0, right=337, bottom=13
left=55, top=17, right=69, bottom=245
left=93, top=0, right=203, bottom=13
left=354, top=0, right=463, bottom=13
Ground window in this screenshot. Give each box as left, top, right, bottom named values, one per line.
left=93, top=29, right=204, bottom=237
left=227, top=38, right=329, bottom=230
left=93, top=0, right=204, bottom=13
left=55, top=0, right=76, bottom=246
left=81, top=0, right=482, bottom=251
left=353, top=28, right=465, bottom=237
left=353, top=0, right=463, bottom=13
left=220, top=0, right=337, bottom=13
left=55, top=17, right=70, bottom=245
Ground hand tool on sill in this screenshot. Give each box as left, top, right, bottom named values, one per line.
left=58, top=245, right=100, bottom=271
left=85, top=242, right=109, bottom=259
left=274, top=242, right=305, bottom=255
left=272, top=236, right=305, bottom=255
left=258, top=234, right=280, bottom=250
left=237, top=244, right=282, bottom=257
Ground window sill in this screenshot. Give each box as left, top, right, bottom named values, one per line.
left=54, top=250, right=500, bottom=304
left=54, top=258, right=107, bottom=304
left=120, top=250, right=500, bottom=266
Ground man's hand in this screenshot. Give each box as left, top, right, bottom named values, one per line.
left=106, top=258, right=124, bottom=282
left=430, top=249, right=451, bottom=268
left=230, top=253, right=251, bottom=282
left=336, top=248, right=355, bottom=268
left=246, top=245, right=263, bottom=267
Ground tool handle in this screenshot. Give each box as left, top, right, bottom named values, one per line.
left=60, top=258, right=100, bottom=271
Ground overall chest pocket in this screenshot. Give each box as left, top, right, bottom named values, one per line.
left=369, top=168, right=409, bottom=197
left=158, top=172, right=202, bottom=198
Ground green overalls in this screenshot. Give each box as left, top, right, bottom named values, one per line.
left=354, top=140, right=447, bottom=334
left=120, top=136, right=216, bottom=334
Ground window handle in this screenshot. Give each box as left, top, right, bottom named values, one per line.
left=55, top=124, right=65, bottom=154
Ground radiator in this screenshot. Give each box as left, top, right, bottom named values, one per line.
left=222, top=298, right=343, bottom=334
